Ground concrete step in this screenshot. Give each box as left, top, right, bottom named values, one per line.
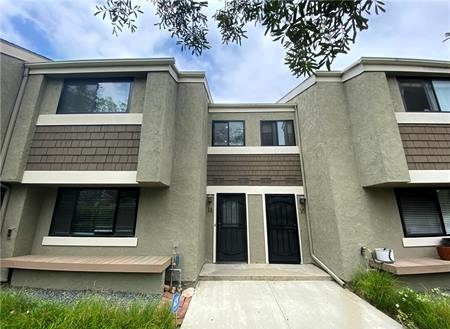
left=198, top=263, right=332, bottom=281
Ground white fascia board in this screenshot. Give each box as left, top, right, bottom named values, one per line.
left=409, top=170, right=450, bottom=184
left=208, top=146, right=300, bottom=155
left=206, top=186, right=304, bottom=195
left=42, top=236, right=138, bottom=247
left=402, top=237, right=447, bottom=247
left=209, top=103, right=295, bottom=113
left=36, top=113, right=143, bottom=126
left=277, top=76, right=316, bottom=103
left=395, top=112, right=450, bottom=124
left=22, top=171, right=138, bottom=185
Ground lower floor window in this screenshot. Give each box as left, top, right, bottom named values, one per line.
left=50, top=187, right=139, bottom=237
left=395, top=188, right=449, bottom=237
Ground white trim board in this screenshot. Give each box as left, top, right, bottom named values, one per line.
left=207, top=186, right=304, bottom=195
left=42, top=236, right=138, bottom=247
left=395, top=112, right=450, bottom=124
left=408, top=170, right=450, bottom=184
left=22, top=171, right=138, bottom=185
left=208, top=146, right=300, bottom=155
left=402, top=237, right=447, bottom=247
left=36, top=113, right=143, bottom=126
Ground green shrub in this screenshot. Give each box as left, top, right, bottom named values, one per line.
left=0, top=290, right=176, bottom=329
left=350, top=269, right=450, bottom=329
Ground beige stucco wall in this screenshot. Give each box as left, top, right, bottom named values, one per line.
left=0, top=54, right=24, bottom=147
left=11, top=269, right=165, bottom=294
left=291, top=75, right=439, bottom=281
left=208, top=112, right=297, bottom=146
left=248, top=194, right=266, bottom=263
left=137, top=72, right=177, bottom=186
left=1, top=74, right=45, bottom=182
left=344, top=72, right=410, bottom=187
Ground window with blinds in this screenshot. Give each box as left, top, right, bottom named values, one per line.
left=49, top=188, right=139, bottom=237
left=395, top=188, right=449, bottom=237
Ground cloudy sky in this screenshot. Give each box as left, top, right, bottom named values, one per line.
left=1, top=0, right=449, bottom=103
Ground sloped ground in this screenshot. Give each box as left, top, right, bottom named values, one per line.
left=181, top=280, right=402, bottom=329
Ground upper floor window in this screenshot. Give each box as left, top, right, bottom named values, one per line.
left=212, top=121, right=245, bottom=146
left=260, top=120, right=295, bottom=146
left=50, top=187, right=139, bottom=237
left=395, top=188, right=449, bottom=237
left=57, top=78, right=132, bottom=114
left=398, top=78, right=450, bottom=112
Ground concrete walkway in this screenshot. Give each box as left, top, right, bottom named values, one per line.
left=181, top=280, right=402, bottom=329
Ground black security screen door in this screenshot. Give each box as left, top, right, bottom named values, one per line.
left=216, top=194, right=248, bottom=262
left=266, top=195, right=301, bottom=264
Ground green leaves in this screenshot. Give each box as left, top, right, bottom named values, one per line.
left=95, top=0, right=385, bottom=76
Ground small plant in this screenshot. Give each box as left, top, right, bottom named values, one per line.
left=351, top=269, right=450, bottom=329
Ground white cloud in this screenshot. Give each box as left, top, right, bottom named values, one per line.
left=1, top=0, right=449, bottom=102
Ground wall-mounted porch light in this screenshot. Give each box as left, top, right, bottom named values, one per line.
left=207, top=194, right=214, bottom=212
left=298, top=195, right=306, bottom=213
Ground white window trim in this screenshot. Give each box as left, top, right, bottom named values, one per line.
left=402, top=236, right=448, bottom=247
left=22, top=171, right=138, bottom=185
left=408, top=170, right=450, bottom=184
left=395, top=112, right=450, bottom=124
left=36, top=113, right=143, bottom=126
left=207, top=186, right=304, bottom=195
left=42, top=236, right=138, bottom=247
left=208, top=146, right=300, bottom=154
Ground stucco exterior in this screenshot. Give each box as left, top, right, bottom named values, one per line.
left=1, top=42, right=449, bottom=292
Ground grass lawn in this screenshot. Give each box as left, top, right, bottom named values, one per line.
left=351, top=269, right=450, bottom=329
left=0, top=289, right=176, bottom=329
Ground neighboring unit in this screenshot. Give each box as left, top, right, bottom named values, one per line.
left=1, top=39, right=449, bottom=293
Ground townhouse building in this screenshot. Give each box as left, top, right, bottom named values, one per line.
left=1, top=39, right=449, bottom=293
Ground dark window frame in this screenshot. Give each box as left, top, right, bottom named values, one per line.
left=49, top=187, right=140, bottom=237
left=397, top=77, right=450, bottom=113
left=395, top=187, right=449, bottom=238
left=212, top=120, right=246, bottom=146
left=260, top=120, right=296, bottom=146
left=57, top=77, right=133, bottom=114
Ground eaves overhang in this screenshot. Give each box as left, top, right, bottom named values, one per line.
left=278, top=57, right=450, bottom=103
left=25, top=58, right=213, bottom=102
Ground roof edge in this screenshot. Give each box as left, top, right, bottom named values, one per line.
left=278, top=57, right=450, bottom=103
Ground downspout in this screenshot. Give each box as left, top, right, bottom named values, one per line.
left=295, top=104, right=346, bottom=287
left=0, top=67, right=29, bottom=172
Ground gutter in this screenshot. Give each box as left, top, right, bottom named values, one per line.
left=295, top=104, right=346, bottom=287
left=0, top=67, right=29, bottom=172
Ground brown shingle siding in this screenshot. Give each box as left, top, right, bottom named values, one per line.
left=399, top=123, right=450, bottom=170
left=207, top=154, right=302, bottom=186
left=26, top=125, right=141, bottom=171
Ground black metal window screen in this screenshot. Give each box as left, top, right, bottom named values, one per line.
left=50, top=188, right=139, bottom=237
left=395, top=188, right=449, bottom=237
left=260, top=120, right=295, bottom=146
left=212, top=121, right=245, bottom=146
left=57, top=78, right=132, bottom=114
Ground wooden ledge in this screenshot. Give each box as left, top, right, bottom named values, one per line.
left=369, top=257, right=450, bottom=275
left=0, top=255, right=172, bottom=273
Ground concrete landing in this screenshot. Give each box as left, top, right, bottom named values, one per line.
left=199, top=263, right=331, bottom=281
left=181, top=281, right=402, bottom=329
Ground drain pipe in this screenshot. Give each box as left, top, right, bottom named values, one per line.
left=0, top=67, right=29, bottom=171
left=295, top=104, right=346, bottom=287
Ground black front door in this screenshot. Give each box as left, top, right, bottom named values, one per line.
left=216, top=194, right=248, bottom=262
left=266, top=195, right=301, bottom=264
